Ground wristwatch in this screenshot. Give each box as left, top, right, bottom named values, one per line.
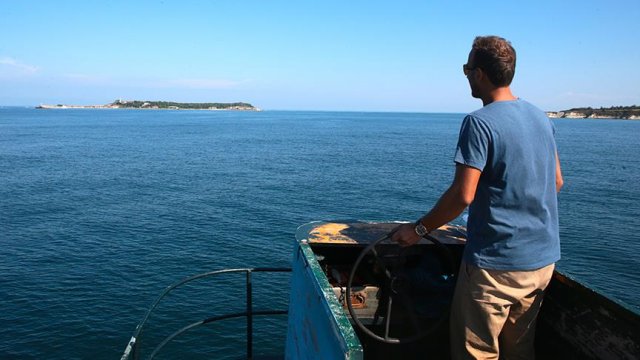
left=414, top=220, right=430, bottom=237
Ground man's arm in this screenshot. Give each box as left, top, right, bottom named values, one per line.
left=392, top=164, right=482, bottom=247
left=555, top=151, right=563, bottom=193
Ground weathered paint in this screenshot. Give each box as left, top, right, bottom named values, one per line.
left=305, top=221, right=467, bottom=245
left=309, top=223, right=355, bottom=243
left=285, top=240, right=363, bottom=360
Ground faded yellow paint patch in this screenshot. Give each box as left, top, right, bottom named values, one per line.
left=308, top=223, right=357, bottom=244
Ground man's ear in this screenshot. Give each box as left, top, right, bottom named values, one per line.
left=474, top=68, right=492, bottom=88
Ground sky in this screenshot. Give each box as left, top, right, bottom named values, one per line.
left=1, top=1, right=639, bottom=112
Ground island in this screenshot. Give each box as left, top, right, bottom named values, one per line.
left=546, top=105, right=640, bottom=120
left=36, top=99, right=260, bottom=111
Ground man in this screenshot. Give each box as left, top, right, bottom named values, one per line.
left=392, top=35, right=563, bottom=359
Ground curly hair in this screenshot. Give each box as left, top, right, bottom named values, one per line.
left=471, top=36, right=516, bottom=87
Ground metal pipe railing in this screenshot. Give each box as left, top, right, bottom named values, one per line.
left=120, top=267, right=291, bottom=360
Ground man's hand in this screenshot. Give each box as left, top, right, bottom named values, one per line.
left=391, top=223, right=422, bottom=247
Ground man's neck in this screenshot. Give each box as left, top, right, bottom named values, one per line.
left=481, top=86, right=517, bottom=106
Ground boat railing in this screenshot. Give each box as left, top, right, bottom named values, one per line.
left=120, top=267, right=292, bottom=360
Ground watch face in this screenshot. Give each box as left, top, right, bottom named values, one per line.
left=415, top=224, right=427, bottom=236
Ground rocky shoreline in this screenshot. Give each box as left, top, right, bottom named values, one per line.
left=546, top=106, right=640, bottom=120
left=36, top=99, right=260, bottom=111
left=546, top=111, right=639, bottom=120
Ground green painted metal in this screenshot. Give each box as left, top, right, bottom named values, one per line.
left=285, top=237, right=363, bottom=359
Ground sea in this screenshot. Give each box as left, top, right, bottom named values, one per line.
left=1, top=108, right=639, bottom=359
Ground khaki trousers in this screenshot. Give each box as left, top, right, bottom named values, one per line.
left=449, top=261, right=555, bottom=360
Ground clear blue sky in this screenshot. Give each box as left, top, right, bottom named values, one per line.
left=1, top=1, right=639, bottom=112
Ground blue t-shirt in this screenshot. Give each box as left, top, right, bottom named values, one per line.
left=454, top=99, right=560, bottom=270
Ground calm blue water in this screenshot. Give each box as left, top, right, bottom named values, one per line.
left=1, top=108, right=639, bottom=359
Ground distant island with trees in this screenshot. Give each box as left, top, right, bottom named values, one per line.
left=547, top=105, right=640, bottom=120
left=36, top=99, right=260, bottom=111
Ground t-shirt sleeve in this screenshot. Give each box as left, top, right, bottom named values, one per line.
left=454, top=115, right=491, bottom=171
